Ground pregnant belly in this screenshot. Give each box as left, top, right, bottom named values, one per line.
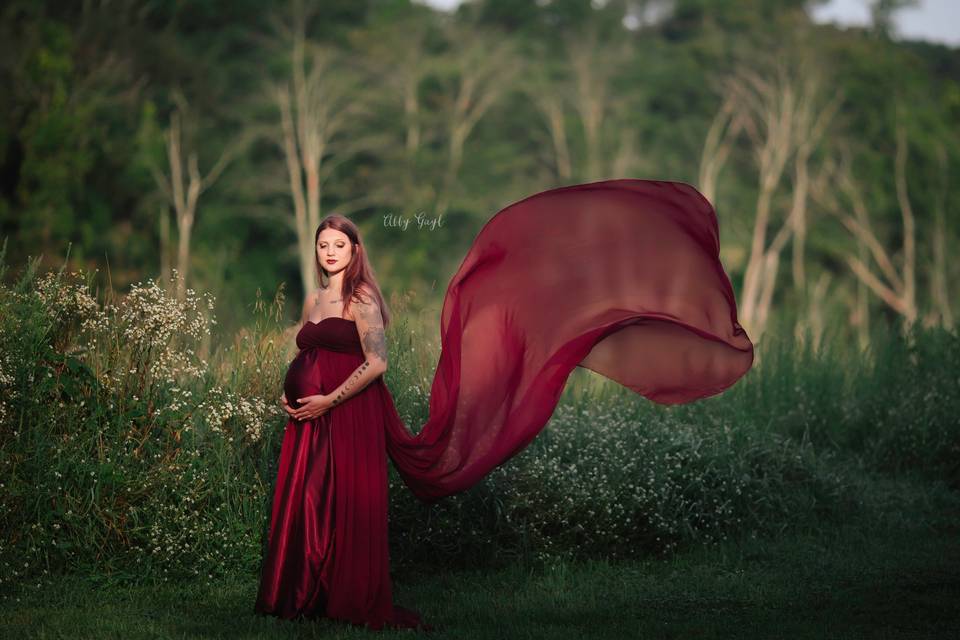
left=283, top=350, right=323, bottom=409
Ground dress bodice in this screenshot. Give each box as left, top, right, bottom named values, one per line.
left=296, top=317, right=363, bottom=355
left=285, top=317, right=364, bottom=406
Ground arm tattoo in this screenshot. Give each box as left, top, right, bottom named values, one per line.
left=330, top=360, right=370, bottom=406
left=355, top=295, right=388, bottom=364
left=362, top=328, right=388, bottom=363
left=327, top=290, right=387, bottom=408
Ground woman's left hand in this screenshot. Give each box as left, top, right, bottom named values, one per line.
left=291, top=394, right=333, bottom=421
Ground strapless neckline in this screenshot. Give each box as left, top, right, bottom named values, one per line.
left=306, top=317, right=356, bottom=326
left=296, top=316, right=361, bottom=353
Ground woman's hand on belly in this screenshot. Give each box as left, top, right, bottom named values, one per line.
left=281, top=392, right=297, bottom=418
left=290, top=394, right=333, bottom=421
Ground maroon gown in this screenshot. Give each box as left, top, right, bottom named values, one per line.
left=254, top=179, right=755, bottom=630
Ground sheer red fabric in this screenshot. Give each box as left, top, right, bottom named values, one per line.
left=254, top=178, right=754, bottom=630
left=384, top=179, right=754, bottom=503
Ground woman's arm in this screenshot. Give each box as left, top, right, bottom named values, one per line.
left=326, top=289, right=388, bottom=408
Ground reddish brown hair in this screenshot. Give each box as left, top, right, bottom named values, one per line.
left=314, top=215, right=392, bottom=329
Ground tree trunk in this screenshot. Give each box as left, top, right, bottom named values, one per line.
left=437, top=25, right=515, bottom=216
left=159, top=205, right=171, bottom=287
left=924, top=143, right=953, bottom=329
left=148, top=92, right=241, bottom=301
left=893, top=121, right=918, bottom=330
left=698, top=94, right=743, bottom=207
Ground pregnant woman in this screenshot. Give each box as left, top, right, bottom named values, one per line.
left=254, top=179, right=756, bottom=632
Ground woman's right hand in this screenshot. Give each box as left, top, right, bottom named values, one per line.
left=281, top=392, right=296, bottom=417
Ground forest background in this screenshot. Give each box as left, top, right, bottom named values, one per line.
left=2, top=0, right=957, bottom=345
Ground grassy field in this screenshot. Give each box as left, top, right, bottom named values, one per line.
left=3, top=262, right=959, bottom=638
left=4, top=470, right=958, bottom=639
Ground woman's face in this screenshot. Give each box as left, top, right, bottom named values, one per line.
left=317, top=229, right=353, bottom=274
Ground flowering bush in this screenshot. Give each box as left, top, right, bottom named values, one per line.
left=1, top=250, right=958, bottom=599
left=0, top=257, right=287, bottom=597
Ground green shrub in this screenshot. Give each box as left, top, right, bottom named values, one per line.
left=1, top=247, right=957, bottom=598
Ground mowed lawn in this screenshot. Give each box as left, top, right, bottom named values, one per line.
left=4, top=474, right=959, bottom=640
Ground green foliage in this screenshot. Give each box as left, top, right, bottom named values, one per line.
left=1, top=1, right=956, bottom=338
left=0, top=256, right=288, bottom=595
left=0, top=254, right=958, bottom=599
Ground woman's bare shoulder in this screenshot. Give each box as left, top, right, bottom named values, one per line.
left=301, top=288, right=322, bottom=318
left=352, top=283, right=376, bottom=304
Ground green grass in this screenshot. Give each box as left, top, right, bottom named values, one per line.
left=4, top=472, right=958, bottom=639
left=3, top=256, right=960, bottom=638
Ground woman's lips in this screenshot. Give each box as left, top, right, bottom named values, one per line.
left=325, top=260, right=337, bottom=264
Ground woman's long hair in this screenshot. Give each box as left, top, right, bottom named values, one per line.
left=314, top=215, right=392, bottom=329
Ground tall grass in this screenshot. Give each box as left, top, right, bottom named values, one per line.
left=1, top=249, right=957, bottom=602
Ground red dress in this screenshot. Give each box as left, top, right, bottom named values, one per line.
left=254, top=316, right=428, bottom=630
left=254, top=179, right=755, bottom=630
